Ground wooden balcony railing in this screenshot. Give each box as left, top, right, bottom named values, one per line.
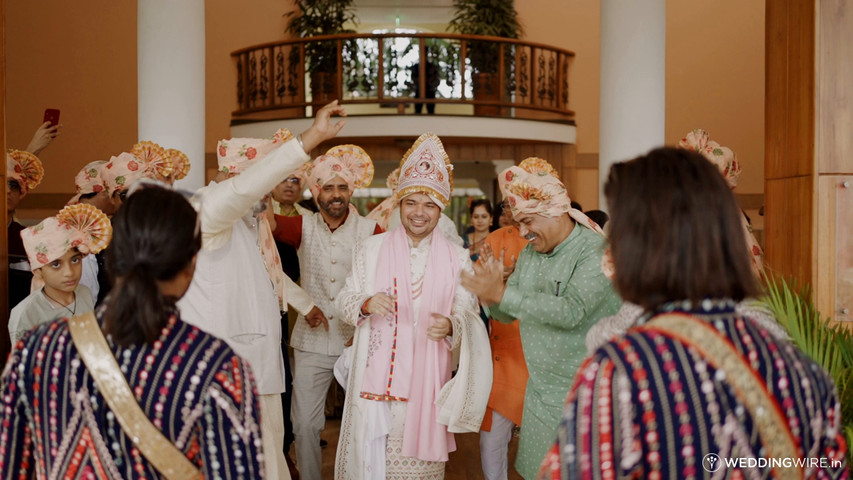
left=231, top=33, right=575, bottom=122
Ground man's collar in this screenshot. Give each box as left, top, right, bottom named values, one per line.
left=406, top=230, right=435, bottom=249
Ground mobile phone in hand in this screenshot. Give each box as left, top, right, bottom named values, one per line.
left=43, top=108, right=60, bottom=127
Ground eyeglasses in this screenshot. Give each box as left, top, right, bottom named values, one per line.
left=7, top=180, right=21, bottom=192
left=118, top=189, right=129, bottom=202
left=284, top=177, right=301, bottom=184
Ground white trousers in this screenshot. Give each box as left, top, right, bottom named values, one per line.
left=291, top=349, right=337, bottom=480
left=479, top=410, right=515, bottom=480
left=260, top=393, right=291, bottom=480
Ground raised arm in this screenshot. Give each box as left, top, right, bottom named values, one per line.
left=199, top=101, right=347, bottom=248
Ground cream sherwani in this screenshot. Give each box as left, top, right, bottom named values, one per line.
left=178, top=138, right=314, bottom=480
left=335, top=230, right=492, bottom=480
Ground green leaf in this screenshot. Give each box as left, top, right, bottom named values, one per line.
left=759, top=275, right=853, bottom=464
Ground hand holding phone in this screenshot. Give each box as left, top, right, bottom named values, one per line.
left=27, top=110, right=62, bottom=155
left=43, top=108, right=60, bottom=127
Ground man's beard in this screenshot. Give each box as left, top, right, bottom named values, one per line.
left=319, top=197, right=348, bottom=218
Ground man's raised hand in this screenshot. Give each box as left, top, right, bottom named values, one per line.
left=300, top=100, right=347, bottom=152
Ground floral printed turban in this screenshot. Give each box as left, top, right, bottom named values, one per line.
left=365, top=167, right=403, bottom=228
left=22, top=204, right=112, bottom=269
left=396, top=133, right=453, bottom=209
left=67, top=160, right=108, bottom=205
left=101, top=152, right=154, bottom=194
left=217, top=129, right=293, bottom=174
left=306, top=144, right=374, bottom=198
left=6, top=149, right=44, bottom=196
left=166, top=148, right=191, bottom=182
left=131, top=141, right=173, bottom=181
left=677, top=129, right=741, bottom=188
left=499, top=157, right=604, bottom=234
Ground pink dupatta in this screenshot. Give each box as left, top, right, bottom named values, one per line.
left=361, top=225, right=459, bottom=461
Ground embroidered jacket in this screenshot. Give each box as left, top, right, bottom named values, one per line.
left=540, top=301, right=848, bottom=479
left=0, top=313, right=264, bottom=479
left=274, top=207, right=379, bottom=356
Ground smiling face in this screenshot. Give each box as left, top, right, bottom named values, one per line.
left=35, top=248, right=84, bottom=297
left=399, top=193, right=441, bottom=245
left=515, top=212, right=574, bottom=253
left=316, top=176, right=352, bottom=220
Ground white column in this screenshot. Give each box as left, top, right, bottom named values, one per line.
left=599, top=0, right=666, bottom=209
left=138, top=0, right=205, bottom=190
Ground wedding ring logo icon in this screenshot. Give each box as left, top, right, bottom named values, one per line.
left=703, top=453, right=722, bottom=472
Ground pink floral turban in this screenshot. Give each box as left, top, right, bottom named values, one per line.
left=499, top=157, right=604, bottom=235
left=67, top=160, right=108, bottom=205
left=217, top=129, right=293, bottom=174
left=22, top=204, right=112, bottom=269
left=289, top=161, right=310, bottom=187
left=131, top=141, right=173, bottom=181
left=396, top=133, right=453, bottom=209
left=677, top=129, right=741, bottom=188
left=166, top=148, right=191, bottom=181
left=306, top=144, right=374, bottom=198
left=6, top=149, right=44, bottom=196
left=386, top=167, right=401, bottom=191
left=101, top=152, right=153, bottom=194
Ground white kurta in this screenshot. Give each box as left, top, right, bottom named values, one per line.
left=335, top=230, right=492, bottom=480
left=178, top=139, right=315, bottom=395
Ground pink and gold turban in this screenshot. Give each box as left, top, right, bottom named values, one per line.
left=217, top=129, right=293, bottom=174
left=499, top=157, right=604, bottom=235
left=396, top=133, right=453, bottom=209
left=166, top=148, right=191, bottom=182
left=131, top=141, right=173, bottom=181
left=21, top=204, right=112, bottom=269
left=6, top=149, right=44, bottom=196
left=67, top=160, right=108, bottom=205
left=677, top=129, right=741, bottom=188
left=101, top=152, right=154, bottom=194
left=306, top=144, right=374, bottom=198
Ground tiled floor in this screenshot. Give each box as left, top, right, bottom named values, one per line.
left=308, top=417, right=524, bottom=479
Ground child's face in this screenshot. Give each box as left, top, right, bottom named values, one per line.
left=34, top=249, right=84, bottom=295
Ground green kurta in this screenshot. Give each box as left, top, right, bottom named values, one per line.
left=489, top=224, right=621, bottom=479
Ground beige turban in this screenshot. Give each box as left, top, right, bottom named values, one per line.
left=306, top=144, right=374, bottom=198
left=677, top=129, right=741, bottom=188
left=499, top=157, right=604, bottom=235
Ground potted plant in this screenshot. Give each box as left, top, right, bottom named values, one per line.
left=761, top=275, right=853, bottom=464
left=286, top=0, right=358, bottom=112
left=448, top=0, right=523, bottom=115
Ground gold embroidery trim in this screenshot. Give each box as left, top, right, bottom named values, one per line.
left=642, top=313, right=803, bottom=480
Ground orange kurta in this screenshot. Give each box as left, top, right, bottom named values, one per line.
left=480, top=226, right=529, bottom=430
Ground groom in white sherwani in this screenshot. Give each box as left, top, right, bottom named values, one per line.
left=335, top=133, right=492, bottom=480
